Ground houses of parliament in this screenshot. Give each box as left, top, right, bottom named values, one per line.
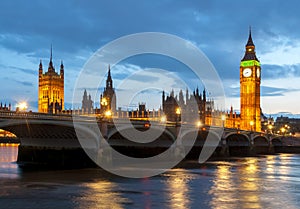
left=37, top=29, right=262, bottom=132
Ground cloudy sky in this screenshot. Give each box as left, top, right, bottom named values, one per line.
left=1, top=0, right=300, bottom=116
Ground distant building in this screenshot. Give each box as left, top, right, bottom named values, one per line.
left=38, top=46, right=64, bottom=114
left=162, top=88, right=213, bottom=123
left=0, top=103, right=11, bottom=111
left=275, top=116, right=300, bottom=134
left=82, top=89, right=93, bottom=114
left=100, top=65, right=116, bottom=115
left=161, top=29, right=263, bottom=131
left=224, top=28, right=262, bottom=131
left=239, top=28, right=261, bottom=132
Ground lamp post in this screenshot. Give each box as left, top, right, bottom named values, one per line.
left=268, top=124, right=273, bottom=134
left=105, top=110, right=112, bottom=117
left=101, top=97, right=108, bottom=116
left=160, top=115, right=167, bottom=123
left=196, top=121, right=202, bottom=128
left=16, top=102, right=28, bottom=112
left=221, top=115, right=226, bottom=128
left=175, top=107, right=181, bottom=126
left=281, top=127, right=286, bottom=136
left=101, top=98, right=108, bottom=107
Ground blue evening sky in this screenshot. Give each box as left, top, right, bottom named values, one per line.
left=1, top=1, right=300, bottom=115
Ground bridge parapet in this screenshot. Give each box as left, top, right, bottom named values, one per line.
left=0, top=110, right=74, bottom=121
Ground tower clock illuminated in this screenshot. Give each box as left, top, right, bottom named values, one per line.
left=240, top=28, right=261, bottom=132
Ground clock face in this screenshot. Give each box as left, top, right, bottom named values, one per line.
left=257, top=68, right=260, bottom=78
left=243, top=68, right=252, bottom=77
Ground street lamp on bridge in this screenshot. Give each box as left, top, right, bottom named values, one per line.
left=221, top=115, right=226, bottom=128
left=105, top=110, right=112, bottom=118
left=268, top=124, right=273, bottom=134
left=175, top=107, right=181, bottom=125
left=281, top=127, right=286, bottom=136
left=16, top=102, right=28, bottom=112
left=160, top=115, right=167, bottom=123
left=196, top=120, right=202, bottom=127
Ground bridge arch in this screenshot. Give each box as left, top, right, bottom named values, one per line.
left=253, top=135, right=269, bottom=146
left=224, top=132, right=250, bottom=141
left=225, top=133, right=251, bottom=156
left=181, top=129, right=221, bottom=146
left=106, top=126, right=176, bottom=158
left=0, top=128, right=17, bottom=138
left=271, top=137, right=283, bottom=146
left=225, top=133, right=250, bottom=146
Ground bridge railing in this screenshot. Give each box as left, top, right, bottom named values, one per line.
left=0, top=110, right=73, bottom=121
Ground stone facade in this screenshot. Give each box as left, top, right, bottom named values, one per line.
left=38, top=47, right=64, bottom=114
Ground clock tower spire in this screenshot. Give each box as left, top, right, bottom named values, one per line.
left=240, top=28, right=261, bottom=132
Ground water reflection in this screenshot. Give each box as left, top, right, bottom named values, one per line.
left=209, top=156, right=300, bottom=209
left=0, top=144, right=19, bottom=179
left=210, top=159, right=262, bottom=208
left=260, top=154, right=298, bottom=208
left=238, top=159, right=261, bottom=209
left=1, top=145, right=300, bottom=208
left=209, top=162, right=238, bottom=208
left=165, top=169, right=191, bottom=209
left=74, top=180, right=128, bottom=209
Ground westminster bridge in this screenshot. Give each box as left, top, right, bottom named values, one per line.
left=0, top=110, right=294, bottom=167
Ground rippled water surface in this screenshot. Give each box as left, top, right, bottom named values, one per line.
left=1, top=144, right=300, bottom=209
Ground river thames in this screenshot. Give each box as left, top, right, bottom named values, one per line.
left=0, top=144, right=300, bottom=209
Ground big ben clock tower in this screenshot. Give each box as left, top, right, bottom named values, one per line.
left=240, top=28, right=261, bottom=132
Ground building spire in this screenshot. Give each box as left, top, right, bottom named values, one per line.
left=50, top=44, right=53, bottom=62
left=39, top=59, right=43, bottom=75
left=48, top=44, right=54, bottom=72
left=106, top=64, right=113, bottom=88
left=246, top=26, right=254, bottom=47
left=108, top=64, right=111, bottom=79
left=241, top=27, right=258, bottom=61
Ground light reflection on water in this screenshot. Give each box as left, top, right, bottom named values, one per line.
left=74, top=181, right=128, bottom=209
left=209, top=156, right=299, bottom=209
left=1, top=145, right=300, bottom=208
left=0, top=144, right=20, bottom=179
left=164, top=169, right=192, bottom=208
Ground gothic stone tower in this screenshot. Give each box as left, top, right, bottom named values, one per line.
left=240, top=28, right=261, bottom=132
left=100, top=65, right=116, bottom=114
left=38, top=46, right=64, bottom=113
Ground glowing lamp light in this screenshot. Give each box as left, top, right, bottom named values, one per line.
left=160, top=116, right=167, bottom=123
left=196, top=121, right=202, bottom=127
left=101, top=98, right=108, bottom=106
left=144, top=123, right=151, bottom=128
left=17, top=102, right=28, bottom=111
left=250, top=121, right=254, bottom=126
left=221, top=115, right=226, bottom=121
left=175, top=108, right=181, bottom=115
left=105, top=110, right=112, bottom=117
